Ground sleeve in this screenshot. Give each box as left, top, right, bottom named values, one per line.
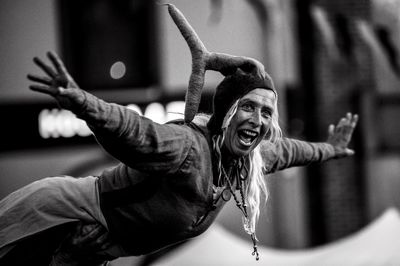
left=260, top=137, right=336, bottom=173
left=74, top=91, right=193, bottom=174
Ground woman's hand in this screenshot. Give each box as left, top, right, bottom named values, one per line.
left=28, top=51, right=85, bottom=111
left=50, top=223, right=111, bottom=266
left=327, top=112, right=358, bottom=158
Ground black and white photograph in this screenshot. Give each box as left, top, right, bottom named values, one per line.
left=1, top=0, right=400, bottom=265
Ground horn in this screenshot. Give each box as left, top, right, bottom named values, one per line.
left=206, top=52, right=265, bottom=77
left=166, top=4, right=265, bottom=123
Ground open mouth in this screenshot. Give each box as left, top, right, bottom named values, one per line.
left=238, top=129, right=259, bottom=147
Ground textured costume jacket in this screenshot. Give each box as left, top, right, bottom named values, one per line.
left=76, top=92, right=336, bottom=256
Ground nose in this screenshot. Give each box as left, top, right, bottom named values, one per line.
left=249, top=110, right=262, bottom=126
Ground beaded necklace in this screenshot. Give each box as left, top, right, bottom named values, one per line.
left=220, top=158, right=260, bottom=260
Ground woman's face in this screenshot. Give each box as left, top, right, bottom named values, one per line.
left=224, top=88, right=276, bottom=157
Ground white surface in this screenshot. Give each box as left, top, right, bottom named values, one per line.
left=154, top=208, right=400, bottom=266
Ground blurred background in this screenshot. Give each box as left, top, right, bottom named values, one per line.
left=1, top=0, right=400, bottom=265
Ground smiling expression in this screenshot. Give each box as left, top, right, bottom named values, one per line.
left=223, top=88, right=276, bottom=157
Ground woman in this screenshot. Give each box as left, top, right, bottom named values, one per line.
left=0, top=50, right=357, bottom=264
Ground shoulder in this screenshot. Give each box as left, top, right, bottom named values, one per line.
left=166, top=116, right=213, bottom=171
left=259, top=139, right=281, bottom=173
left=166, top=113, right=211, bottom=139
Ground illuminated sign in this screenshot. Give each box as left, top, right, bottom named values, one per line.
left=39, top=109, right=92, bottom=139
left=0, top=91, right=211, bottom=151
left=38, top=101, right=185, bottom=139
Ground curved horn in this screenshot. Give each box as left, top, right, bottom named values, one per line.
left=166, top=4, right=266, bottom=123
left=166, top=4, right=209, bottom=123
left=206, top=52, right=265, bottom=77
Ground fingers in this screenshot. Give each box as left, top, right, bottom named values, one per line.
left=80, top=224, right=109, bottom=245
left=95, top=231, right=112, bottom=250
left=351, top=114, right=359, bottom=127
left=27, top=74, right=52, bottom=85
left=345, top=113, right=357, bottom=133
left=69, top=223, right=110, bottom=248
left=47, top=51, right=68, bottom=75
left=80, top=223, right=99, bottom=235
left=81, top=224, right=111, bottom=251
left=328, top=124, right=335, bottom=137
left=346, top=148, right=355, bottom=156
left=345, top=112, right=358, bottom=125
left=83, top=224, right=106, bottom=241
left=337, top=113, right=358, bottom=131
left=345, top=112, right=357, bottom=128
left=29, top=52, right=73, bottom=97
left=29, top=84, right=63, bottom=96
left=29, top=84, right=53, bottom=95
left=32, top=51, right=68, bottom=79
left=327, top=112, right=358, bottom=151
left=334, top=147, right=355, bottom=159
left=33, top=56, right=57, bottom=78
left=337, top=117, right=347, bottom=128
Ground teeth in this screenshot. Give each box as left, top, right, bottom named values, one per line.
left=239, top=138, right=252, bottom=146
left=243, top=130, right=257, bottom=137
left=238, top=129, right=258, bottom=147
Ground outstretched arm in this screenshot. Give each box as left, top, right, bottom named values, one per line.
left=262, top=113, right=358, bottom=173
left=28, top=52, right=192, bottom=174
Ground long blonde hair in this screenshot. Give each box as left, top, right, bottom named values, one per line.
left=213, top=92, right=282, bottom=235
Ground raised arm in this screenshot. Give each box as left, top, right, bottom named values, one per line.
left=261, top=113, right=358, bottom=173
left=28, top=52, right=192, bottom=174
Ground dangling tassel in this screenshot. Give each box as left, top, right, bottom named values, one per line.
left=251, top=233, right=260, bottom=260
left=242, top=217, right=259, bottom=260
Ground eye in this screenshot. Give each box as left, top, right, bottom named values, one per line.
left=261, top=109, right=272, bottom=119
left=240, top=103, right=254, bottom=112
